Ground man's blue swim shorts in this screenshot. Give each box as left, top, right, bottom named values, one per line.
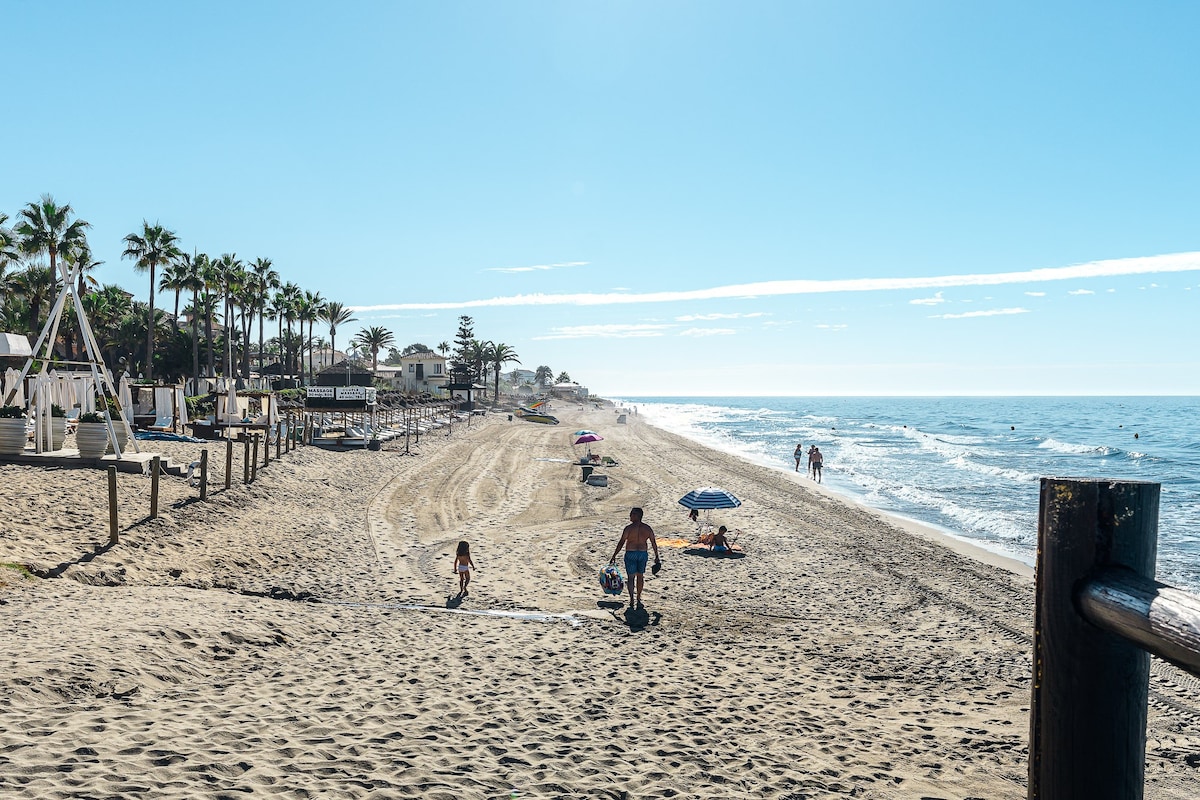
left=624, top=550, right=649, bottom=576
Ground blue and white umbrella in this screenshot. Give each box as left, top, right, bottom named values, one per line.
left=678, top=487, right=742, bottom=511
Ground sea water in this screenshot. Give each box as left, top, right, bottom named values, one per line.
left=618, top=396, right=1200, bottom=594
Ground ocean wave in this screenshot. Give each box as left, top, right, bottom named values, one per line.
left=1036, top=437, right=1117, bottom=456
left=949, top=454, right=1039, bottom=483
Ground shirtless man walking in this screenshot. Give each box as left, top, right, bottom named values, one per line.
left=609, top=507, right=660, bottom=608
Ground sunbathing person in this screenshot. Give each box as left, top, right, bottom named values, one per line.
left=711, top=525, right=732, bottom=553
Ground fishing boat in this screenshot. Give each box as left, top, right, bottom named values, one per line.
left=516, top=407, right=560, bottom=425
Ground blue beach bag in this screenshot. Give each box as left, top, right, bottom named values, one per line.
left=599, top=564, right=625, bottom=595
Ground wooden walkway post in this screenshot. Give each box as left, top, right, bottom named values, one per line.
left=199, top=449, right=209, bottom=500
left=251, top=435, right=260, bottom=483
left=225, top=437, right=233, bottom=490
left=107, top=466, right=119, bottom=544
left=243, top=435, right=251, bottom=484
left=263, top=428, right=270, bottom=466
left=150, top=456, right=161, bottom=519
left=1030, top=478, right=1159, bottom=800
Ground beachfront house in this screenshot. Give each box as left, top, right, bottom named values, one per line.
left=550, top=381, right=589, bottom=400
left=395, top=351, right=449, bottom=395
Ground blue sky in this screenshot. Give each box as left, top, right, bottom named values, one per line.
left=5, top=1, right=1199, bottom=396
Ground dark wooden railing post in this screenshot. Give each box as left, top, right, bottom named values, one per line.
left=225, top=437, right=233, bottom=490
left=243, top=435, right=251, bottom=484
left=199, top=449, right=209, bottom=500
left=1030, top=478, right=1159, bottom=800
left=107, top=466, right=119, bottom=545
left=149, top=456, right=161, bottom=519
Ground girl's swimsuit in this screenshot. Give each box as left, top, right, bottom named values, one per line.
left=456, top=563, right=470, bottom=573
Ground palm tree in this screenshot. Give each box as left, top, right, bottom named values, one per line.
left=157, top=256, right=185, bottom=331
left=249, top=258, right=279, bottom=377
left=437, top=340, right=450, bottom=357
left=534, top=365, right=553, bottom=387
left=15, top=195, right=90, bottom=289
left=0, top=213, right=20, bottom=272
left=301, top=290, right=325, bottom=382
left=63, top=241, right=103, bottom=359
left=12, top=264, right=59, bottom=340
left=276, top=282, right=302, bottom=380
left=352, top=326, right=395, bottom=373
left=555, top=371, right=571, bottom=384
left=213, top=254, right=245, bottom=378
left=121, top=221, right=181, bottom=381
left=468, top=339, right=488, bottom=385
left=487, top=342, right=521, bottom=401
left=323, top=301, right=357, bottom=371
left=177, top=251, right=209, bottom=384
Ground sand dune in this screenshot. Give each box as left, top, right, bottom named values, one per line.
left=2, top=404, right=1198, bottom=798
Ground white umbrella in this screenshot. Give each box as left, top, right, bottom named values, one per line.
left=118, top=373, right=134, bottom=422
left=2, top=367, right=22, bottom=407
left=224, top=382, right=239, bottom=421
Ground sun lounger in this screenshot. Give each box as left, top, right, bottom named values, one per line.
left=146, top=413, right=175, bottom=432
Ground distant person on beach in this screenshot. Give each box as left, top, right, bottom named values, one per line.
left=688, top=508, right=699, bottom=524
left=711, top=525, right=732, bottom=553
left=453, top=541, right=475, bottom=596
left=809, top=447, right=823, bottom=483
left=793, top=442, right=804, bottom=472
left=609, top=507, right=660, bottom=608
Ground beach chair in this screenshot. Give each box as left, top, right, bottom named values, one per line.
left=601, top=455, right=619, bottom=466
left=146, top=412, right=175, bottom=432
left=64, top=407, right=80, bottom=434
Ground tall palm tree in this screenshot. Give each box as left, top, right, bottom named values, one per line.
left=12, top=264, right=59, bottom=340
left=177, top=251, right=209, bottom=384
left=0, top=213, right=20, bottom=272
left=534, top=365, right=553, bottom=387
left=15, top=195, right=90, bottom=288
left=436, top=340, right=450, bottom=357
left=213, top=254, right=245, bottom=378
left=157, top=256, right=185, bottom=331
left=468, top=339, right=488, bottom=385
left=63, top=241, right=103, bottom=360
left=323, top=301, right=357, bottom=372
left=487, top=342, right=521, bottom=401
left=249, top=258, right=279, bottom=377
left=301, top=290, right=325, bottom=382
left=280, top=282, right=302, bottom=380
left=121, top=221, right=181, bottom=381
left=351, top=326, right=395, bottom=374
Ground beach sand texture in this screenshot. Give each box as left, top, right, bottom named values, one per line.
left=2, top=406, right=1198, bottom=798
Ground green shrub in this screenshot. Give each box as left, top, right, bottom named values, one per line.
left=80, top=412, right=105, bottom=424
left=0, top=405, right=25, bottom=419
left=51, top=404, right=66, bottom=418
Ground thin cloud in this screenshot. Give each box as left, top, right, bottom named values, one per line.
left=910, top=291, right=946, bottom=306
left=532, top=323, right=671, bottom=340
left=1025, top=291, right=1046, bottom=297
left=1068, top=289, right=1094, bottom=295
left=352, top=250, right=1200, bottom=311
left=679, top=327, right=736, bottom=337
left=675, top=312, right=767, bottom=322
left=930, top=308, right=1030, bottom=320
left=485, top=261, right=589, bottom=274
left=816, top=323, right=848, bottom=331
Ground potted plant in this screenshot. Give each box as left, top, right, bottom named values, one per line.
left=0, top=405, right=27, bottom=456
left=101, top=398, right=129, bottom=454
left=49, top=404, right=67, bottom=450
left=75, top=411, right=109, bottom=459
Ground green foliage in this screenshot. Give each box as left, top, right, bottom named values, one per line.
left=80, top=411, right=105, bottom=423
left=51, top=404, right=66, bottom=417
left=0, top=405, right=25, bottom=418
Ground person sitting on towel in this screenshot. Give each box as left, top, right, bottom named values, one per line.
left=711, top=525, right=732, bottom=553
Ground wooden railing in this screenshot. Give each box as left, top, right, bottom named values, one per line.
left=1030, top=478, right=1200, bottom=800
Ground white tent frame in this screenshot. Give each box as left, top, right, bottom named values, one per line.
left=2, top=256, right=138, bottom=456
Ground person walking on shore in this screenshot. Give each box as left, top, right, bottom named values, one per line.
left=809, top=446, right=824, bottom=483
left=453, top=541, right=475, bottom=596
left=609, top=507, right=660, bottom=608
left=793, top=442, right=804, bottom=472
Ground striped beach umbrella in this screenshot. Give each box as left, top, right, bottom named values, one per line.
left=678, top=487, right=742, bottom=510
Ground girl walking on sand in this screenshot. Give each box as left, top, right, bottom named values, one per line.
left=453, top=541, right=475, bottom=596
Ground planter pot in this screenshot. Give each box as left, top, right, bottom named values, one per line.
left=367, top=438, right=382, bottom=451
left=0, top=418, right=27, bottom=456
left=50, top=417, right=66, bottom=451
left=104, top=420, right=129, bottom=455
left=75, top=423, right=110, bottom=459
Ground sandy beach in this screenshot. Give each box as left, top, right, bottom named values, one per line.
left=2, top=404, right=1198, bottom=799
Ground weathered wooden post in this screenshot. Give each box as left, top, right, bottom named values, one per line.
left=1030, top=478, right=1159, bottom=800
left=243, top=435, right=251, bottom=484
left=225, top=437, right=233, bottom=490
left=251, top=435, right=260, bottom=482
left=199, top=449, right=209, bottom=500
left=107, top=466, right=119, bottom=544
left=150, top=456, right=161, bottom=519
left=275, top=421, right=282, bottom=460
left=263, top=428, right=271, bottom=467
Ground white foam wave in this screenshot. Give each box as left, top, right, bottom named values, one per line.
left=1037, top=437, right=1117, bottom=456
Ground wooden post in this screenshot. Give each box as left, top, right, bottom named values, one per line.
left=275, top=421, right=282, bottom=460
left=199, top=449, right=209, bottom=500
left=225, top=437, right=233, bottom=490
left=1029, top=478, right=1159, bottom=800
left=263, top=427, right=270, bottom=467
left=150, top=455, right=161, bottom=519
left=107, top=466, right=119, bottom=544
left=251, top=435, right=260, bottom=482
left=243, top=435, right=251, bottom=484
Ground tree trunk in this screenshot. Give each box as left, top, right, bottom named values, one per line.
left=147, top=264, right=156, bottom=381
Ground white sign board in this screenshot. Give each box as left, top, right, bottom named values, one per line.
left=307, top=386, right=334, bottom=399
left=336, top=386, right=367, bottom=401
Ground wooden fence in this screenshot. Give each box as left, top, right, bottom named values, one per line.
left=1030, top=478, right=1200, bottom=799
